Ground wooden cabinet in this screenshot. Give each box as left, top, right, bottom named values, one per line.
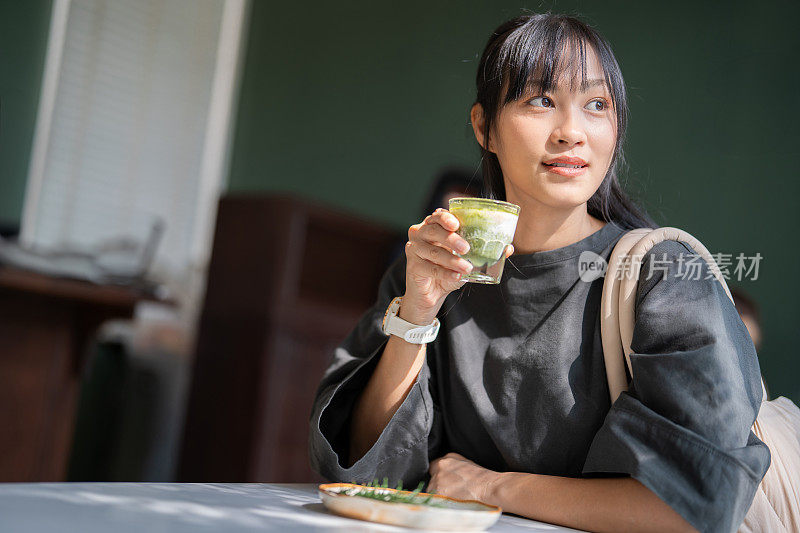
left=0, top=268, right=152, bottom=481
left=179, top=194, right=401, bottom=482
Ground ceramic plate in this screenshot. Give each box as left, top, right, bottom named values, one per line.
left=318, top=483, right=502, bottom=531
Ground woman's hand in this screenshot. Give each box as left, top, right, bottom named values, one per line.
left=402, top=208, right=514, bottom=325
left=427, top=452, right=502, bottom=505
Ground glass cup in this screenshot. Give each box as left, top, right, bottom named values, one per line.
left=448, top=197, right=520, bottom=284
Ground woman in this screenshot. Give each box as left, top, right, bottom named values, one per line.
left=308, top=13, right=769, bottom=533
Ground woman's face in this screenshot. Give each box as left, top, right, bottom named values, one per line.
left=472, top=45, right=617, bottom=211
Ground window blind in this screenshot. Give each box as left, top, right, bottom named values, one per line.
left=22, top=0, right=246, bottom=312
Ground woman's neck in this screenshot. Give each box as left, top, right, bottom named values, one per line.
left=508, top=198, right=606, bottom=255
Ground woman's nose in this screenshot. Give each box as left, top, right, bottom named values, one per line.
left=550, top=108, right=587, bottom=146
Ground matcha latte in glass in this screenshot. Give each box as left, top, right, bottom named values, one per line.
left=448, top=197, right=520, bottom=284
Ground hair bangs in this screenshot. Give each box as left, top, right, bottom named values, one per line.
left=498, top=18, right=613, bottom=105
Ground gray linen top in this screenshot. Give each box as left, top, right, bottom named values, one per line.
left=308, top=221, right=770, bottom=533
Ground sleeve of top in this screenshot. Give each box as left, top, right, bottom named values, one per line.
left=581, top=239, right=771, bottom=533
left=307, top=253, right=447, bottom=487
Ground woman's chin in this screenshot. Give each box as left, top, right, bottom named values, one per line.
left=534, top=181, right=597, bottom=204
left=505, top=175, right=600, bottom=209
left=538, top=174, right=601, bottom=198
left=527, top=193, right=595, bottom=211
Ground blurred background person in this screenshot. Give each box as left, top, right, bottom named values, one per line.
left=386, top=166, right=483, bottom=268
left=732, top=287, right=769, bottom=399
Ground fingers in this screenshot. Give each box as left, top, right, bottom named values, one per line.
left=411, top=209, right=470, bottom=254
left=407, top=209, right=473, bottom=282
left=428, top=457, right=440, bottom=478
left=406, top=247, right=469, bottom=282
left=428, top=207, right=459, bottom=231
left=410, top=240, right=473, bottom=277
left=405, top=208, right=477, bottom=287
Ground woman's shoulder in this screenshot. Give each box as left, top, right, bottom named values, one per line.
left=615, top=225, right=709, bottom=263
left=631, top=229, right=729, bottom=312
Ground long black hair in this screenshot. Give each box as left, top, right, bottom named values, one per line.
left=473, top=13, right=657, bottom=230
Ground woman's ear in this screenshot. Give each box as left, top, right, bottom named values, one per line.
left=470, top=103, right=494, bottom=153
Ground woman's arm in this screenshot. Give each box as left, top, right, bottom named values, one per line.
left=486, top=471, right=698, bottom=533
left=428, top=452, right=697, bottom=533
left=348, top=306, right=429, bottom=466
left=578, top=240, right=768, bottom=533
left=308, top=256, right=442, bottom=486
left=350, top=208, right=474, bottom=466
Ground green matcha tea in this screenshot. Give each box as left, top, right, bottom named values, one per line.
left=448, top=198, right=520, bottom=284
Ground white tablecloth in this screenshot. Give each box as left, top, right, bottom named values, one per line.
left=0, top=482, right=587, bottom=532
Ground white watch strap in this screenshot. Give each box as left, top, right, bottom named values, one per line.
left=382, top=297, right=440, bottom=344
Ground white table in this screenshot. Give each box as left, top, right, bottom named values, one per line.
left=0, top=482, right=587, bottom=532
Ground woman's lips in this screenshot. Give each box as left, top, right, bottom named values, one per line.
left=542, top=163, right=588, bottom=177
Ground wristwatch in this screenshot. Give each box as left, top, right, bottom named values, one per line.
left=381, top=296, right=440, bottom=344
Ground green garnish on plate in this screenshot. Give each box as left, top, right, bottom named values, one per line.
left=344, top=478, right=449, bottom=508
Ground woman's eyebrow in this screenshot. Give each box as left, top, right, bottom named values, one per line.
left=579, top=79, right=608, bottom=91
left=527, top=78, right=609, bottom=93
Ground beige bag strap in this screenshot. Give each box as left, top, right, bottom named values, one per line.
left=601, top=227, right=737, bottom=404
left=600, top=228, right=652, bottom=404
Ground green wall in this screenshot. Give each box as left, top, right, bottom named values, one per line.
left=228, top=0, right=799, bottom=402
left=590, top=1, right=800, bottom=405
left=0, top=0, right=52, bottom=230
left=2, top=0, right=797, bottom=401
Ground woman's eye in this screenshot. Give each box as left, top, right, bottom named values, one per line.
left=528, top=96, right=553, bottom=108
left=586, top=99, right=609, bottom=112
